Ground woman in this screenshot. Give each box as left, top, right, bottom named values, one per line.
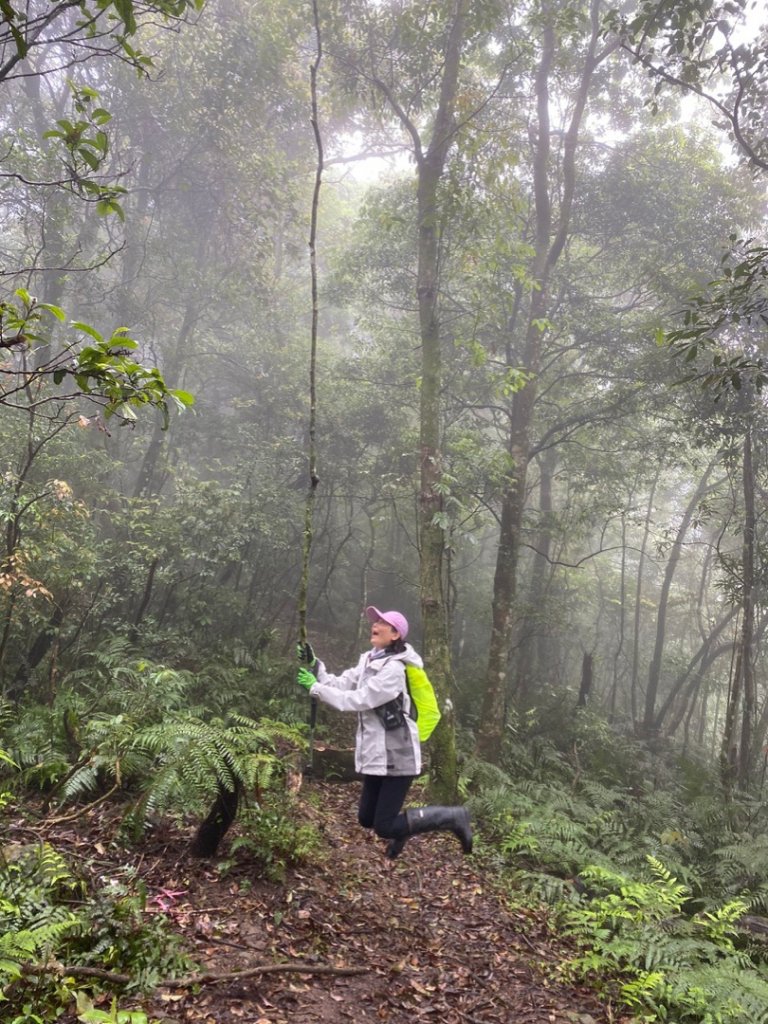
left=296, top=606, right=472, bottom=860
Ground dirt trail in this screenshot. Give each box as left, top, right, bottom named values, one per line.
left=132, top=782, right=617, bottom=1024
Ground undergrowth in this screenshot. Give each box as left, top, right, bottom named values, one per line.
left=0, top=826, right=190, bottom=1021
left=0, top=650, right=322, bottom=1018
left=460, top=710, right=768, bottom=1024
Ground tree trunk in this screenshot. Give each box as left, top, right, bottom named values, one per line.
left=642, top=457, right=721, bottom=736
left=738, top=426, right=756, bottom=788
left=609, top=510, right=629, bottom=719
left=515, top=448, right=557, bottom=700
left=6, top=603, right=65, bottom=702
left=133, top=298, right=199, bottom=498
left=414, top=0, right=468, bottom=802
left=477, top=3, right=608, bottom=760
left=631, top=465, right=662, bottom=725
left=577, top=652, right=593, bottom=708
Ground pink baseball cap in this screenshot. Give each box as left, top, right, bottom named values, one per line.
left=365, top=605, right=409, bottom=640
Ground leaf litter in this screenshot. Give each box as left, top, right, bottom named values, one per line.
left=31, top=781, right=623, bottom=1024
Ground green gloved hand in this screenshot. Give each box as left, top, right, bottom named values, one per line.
left=296, top=641, right=317, bottom=670
left=297, top=667, right=316, bottom=691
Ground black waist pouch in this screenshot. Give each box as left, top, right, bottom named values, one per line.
left=375, top=697, right=406, bottom=730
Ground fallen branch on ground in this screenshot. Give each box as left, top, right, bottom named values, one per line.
left=164, top=963, right=368, bottom=986
left=20, top=960, right=368, bottom=989
left=42, top=784, right=119, bottom=825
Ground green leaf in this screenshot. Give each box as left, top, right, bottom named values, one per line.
left=39, top=303, right=66, bottom=321
left=108, top=336, right=137, bottom=351
left=112, top=0, right=138, bottom=35
left=169, top=389, right=195, bottom=408
left=70, top=321, right=104, bottom=342
left=80, top=149, right=101, bottom=172
left=0, top=0, right=28, bottom=59
left=96, top=199, right=125, bottom=221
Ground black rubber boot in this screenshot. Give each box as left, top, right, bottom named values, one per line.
left=385, top=835, right=408, bottom=860
left=402, top=805, right=473, bottom=854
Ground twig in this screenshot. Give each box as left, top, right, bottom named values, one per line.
left=182, top=906, right=231, bottom=915
left=164, top=962, right=369, bottom=987
left=42, top=784, right=119, bottom=825
left=516, top=931, right=540, bottom=954
left=22, top=964, right=132, bottom=985
left=21, top=959, right=368, bottom=989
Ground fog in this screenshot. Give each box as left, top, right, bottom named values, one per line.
left=1, top=0, right=767, bottom=776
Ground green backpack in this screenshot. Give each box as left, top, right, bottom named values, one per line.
left=404, top=664, right=442, bottom=742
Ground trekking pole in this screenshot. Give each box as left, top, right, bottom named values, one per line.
left=298, top=0, right=323, bottom=777
left=307, top=690, right=318, bottom=776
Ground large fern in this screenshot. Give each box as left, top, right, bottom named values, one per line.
left=125, top=713, right=304, bottom=834
left=0, top=842, right=194, bottom=1013
left=557, top=855, right=768, bottom=1024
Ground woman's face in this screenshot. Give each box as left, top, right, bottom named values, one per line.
left=370, top=618, right=400, bottom=650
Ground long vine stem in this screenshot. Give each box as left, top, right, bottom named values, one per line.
left=298, top=0, right=323, bottom=646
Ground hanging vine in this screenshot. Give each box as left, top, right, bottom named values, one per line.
left=297, top=0, right=324, bottom=646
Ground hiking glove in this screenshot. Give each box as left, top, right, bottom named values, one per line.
left=297, top=667, right=316, bottom=691
left=296, top=641, right=317, bottom=671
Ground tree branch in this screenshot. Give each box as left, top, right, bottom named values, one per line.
left=21, top=959, right=369, bottom=988
left=619, top=41, right=768, bottom=171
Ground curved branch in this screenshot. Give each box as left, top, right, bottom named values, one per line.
left=619, top=41, right=768, bottom=171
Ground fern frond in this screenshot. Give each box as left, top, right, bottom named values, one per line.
left=124, top=712, right=304, bottom=835
left=0, top=916, right=78, bottom=978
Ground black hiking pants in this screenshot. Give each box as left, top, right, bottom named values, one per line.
left=358, top=775, right=413, bottom=839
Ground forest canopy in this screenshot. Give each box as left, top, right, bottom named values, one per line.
left=2, top=1, right=768, bottom=1021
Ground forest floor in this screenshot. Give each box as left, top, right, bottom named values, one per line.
left=31, top=780, right=625, bottom=1024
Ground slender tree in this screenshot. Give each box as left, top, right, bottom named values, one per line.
left=477, top=0, right=616, bottom=759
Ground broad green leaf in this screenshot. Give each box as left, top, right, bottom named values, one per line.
left=70, top=321, right=104, bottom=342
left=170, top=389, right=195, bottom=407
left=39, top=303, right=66, bottom=321
left=80, top=149, right=101, bottom=172
left=112, top=0, right=138, bottom=34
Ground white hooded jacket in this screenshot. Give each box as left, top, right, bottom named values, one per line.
left=309, top=644, right=422, bottom=777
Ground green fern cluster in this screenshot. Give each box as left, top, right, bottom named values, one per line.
left=0, top=842, right=194, bottom=1017
left=226, top=803, right=322, bottom=883
left=462, top=740, right=714, bottom=899
left=466, top=765, right=669, bottom=893
left=1, top=650, right=307, bottom=840
left=126, top=713, right=304, bottom=834
left=0, top=842, right=80, bottom=1011
left=703, top=834, right=768, bottom=897
left=623, top=962, right=768, bottom=1024
left=558, top=857, right=768, bottom=1024
left=68, top=871, right=193, bottom=987
left=462, top=728, right=768, bottom=1023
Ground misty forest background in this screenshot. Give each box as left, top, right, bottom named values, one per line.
left=4, top=1, right=768, bottom=1022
